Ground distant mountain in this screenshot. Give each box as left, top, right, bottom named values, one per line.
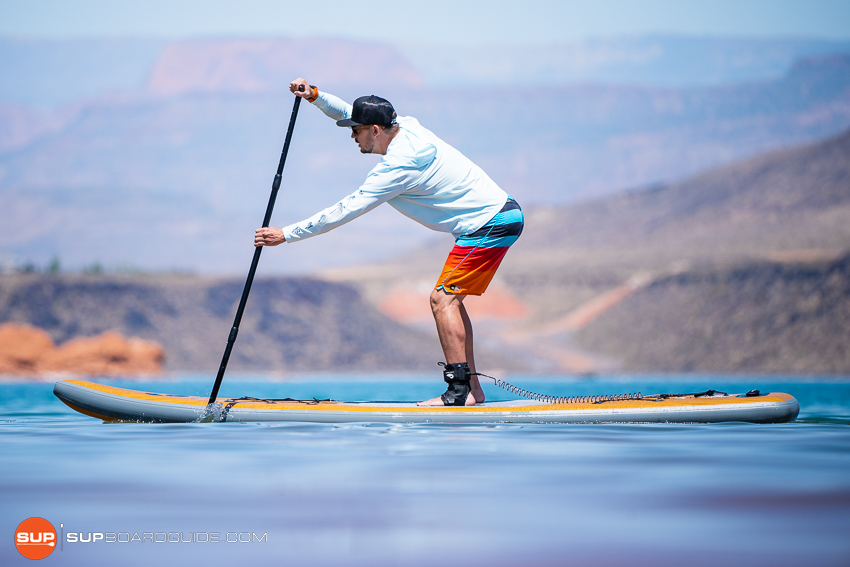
left=439, top=54, right=850, bottom=205
left=507, top=127, right=850, bottom=276
left=3, top=36, right=849, bottom=107
left=401, top=35, right=850, bottom=88
left=0, top=102, right=77, bottom=153
left=1, top=39, right=849, bottom=274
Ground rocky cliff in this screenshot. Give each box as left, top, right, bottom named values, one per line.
left=0, top=323, right=164, bottom=376
left=576, top=253, right=850, bottom=374
left=0, top=274, right=443, bottom=374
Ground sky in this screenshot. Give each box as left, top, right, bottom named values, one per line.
left=1, top=0, right=849, bottom=44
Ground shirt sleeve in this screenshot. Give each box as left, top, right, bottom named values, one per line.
left=311, top=91, right=352, bottom=122
left=282, top=164, right=409, bottom=242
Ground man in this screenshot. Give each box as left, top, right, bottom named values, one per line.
left=254, top=78, right=523, bottom=406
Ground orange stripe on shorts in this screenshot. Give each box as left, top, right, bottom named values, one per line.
left=436, top=245, right=511, bottom=296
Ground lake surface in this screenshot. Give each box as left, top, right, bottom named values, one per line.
left=2, top=374, right=849, bottom=566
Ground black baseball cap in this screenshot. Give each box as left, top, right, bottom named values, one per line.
left=336, top=95, right=397, bottom=127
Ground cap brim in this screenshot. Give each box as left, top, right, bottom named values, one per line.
left=336, top=118, right=361, bottom=127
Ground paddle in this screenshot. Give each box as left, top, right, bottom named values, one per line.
left=205, top=85, right=305, bottom=410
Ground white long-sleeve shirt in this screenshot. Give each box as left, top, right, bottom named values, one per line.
left=282, top=91, right=508, bottom=243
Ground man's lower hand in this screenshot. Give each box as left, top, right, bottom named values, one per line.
left=254, top=227, right=286, bottom=247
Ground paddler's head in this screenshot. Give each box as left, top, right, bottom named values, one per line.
left=337, top=95, right=399, bottom=155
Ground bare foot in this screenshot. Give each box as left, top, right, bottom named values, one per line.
left=416, top=395, right=448, bottom=407
left=470, top=377, right=485, bottom=404
left=416, top=391, right=480, bottom=406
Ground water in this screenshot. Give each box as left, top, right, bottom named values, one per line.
left=2, top=374, right=849, bottom=566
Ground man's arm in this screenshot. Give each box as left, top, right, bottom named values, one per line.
left=255, top=165, right=409, bottom=247
left=290, top=78, right=351, bottom=121
left=280, top=165, right=408, bottom=243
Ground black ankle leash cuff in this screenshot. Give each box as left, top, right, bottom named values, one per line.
left=439, top=362, right=471, bottom=406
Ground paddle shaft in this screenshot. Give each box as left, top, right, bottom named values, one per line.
left=207, top=89, right=303, bottom=405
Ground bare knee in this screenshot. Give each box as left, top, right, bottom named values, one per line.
left=430, top=288, right=446, bottom=315
left=430, top=288, right=460, bottom=316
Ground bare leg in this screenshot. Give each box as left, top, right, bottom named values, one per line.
left=417, top=288, right=483, bottom=406
left=459, top=301, right=485, bottom=403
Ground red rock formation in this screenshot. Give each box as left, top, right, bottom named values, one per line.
left=0, top=323, right=54, bottom=374
left=0, top=323, right=164, bottom=376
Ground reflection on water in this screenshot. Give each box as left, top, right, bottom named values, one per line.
left=1, top=375, right=849, bottom=566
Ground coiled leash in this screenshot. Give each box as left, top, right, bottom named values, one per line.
left=474, top=371, right=643, bottom=404
left=470, top=370, right=729, bottom=405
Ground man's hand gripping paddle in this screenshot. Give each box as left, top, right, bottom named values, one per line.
left=200, top=85, right=305, bottom=422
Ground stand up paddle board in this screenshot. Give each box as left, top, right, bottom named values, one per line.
left=53, top=380, right=799, bottom=424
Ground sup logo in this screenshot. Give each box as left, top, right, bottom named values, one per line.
left=15, top=518, right=57, bottom=560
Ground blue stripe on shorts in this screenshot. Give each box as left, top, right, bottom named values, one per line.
left=455, top=198, right=524, bottom=249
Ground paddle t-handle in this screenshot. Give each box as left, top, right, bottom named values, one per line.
left=206, top=86, right=304, bottom=407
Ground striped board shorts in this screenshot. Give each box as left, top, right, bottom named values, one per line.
left=435, top=197, right=524, bottom=296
